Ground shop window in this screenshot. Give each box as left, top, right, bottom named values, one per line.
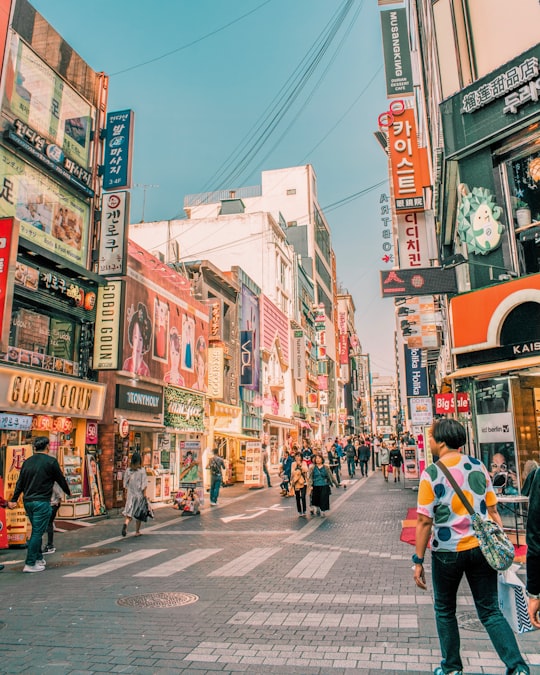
left=505, top=149, right=540, bottom=274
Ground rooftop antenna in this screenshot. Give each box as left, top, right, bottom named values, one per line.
left=134, top=183, right=159, bottom=222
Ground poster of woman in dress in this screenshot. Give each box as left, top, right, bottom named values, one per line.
left=122, top=302, right=152, bottom=376
left=153, top=297, right=169, bottom=362
left=191, top=336, right=207, bottom=391
left=164, top=326, right=185, bottom=386
left=182, top=314, right=195, bottom=371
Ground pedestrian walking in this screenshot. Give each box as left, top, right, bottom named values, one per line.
left=358, top=440, right=371, bottom=477
left=308, top=454, right=338, bottom=517
left=122, top=452, right=148, bottom=537
left=42, top=482, right=65, bottom=554
left=291, top=452, right=309, bottom=517
left=279, top=448, right=293, bottom=495
left=373, top=435, right=381, bottom=468
left=389, top=444, right=404, bottom=482
left=344, top=437, right=356, bottom=478
left=413, top=418, right=530, bottom=675
left=379, top=442, right=390, bottom=481
left=207, top=447, right=226, bottom=505
left=327, top=444, right=341, bottom=486
left=7, top=436, right=70, bottom=573
left=301, top=438, right=313, bottom=465
left=522, top=458, right=540, bottom=629
left=262, top=444, right=272, bottom=487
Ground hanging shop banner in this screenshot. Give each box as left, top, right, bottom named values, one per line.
left=404, top=346, right=428, bottom=397
left=434, top=392, right=470, bottom=415
left=207, top=347, right=224, bottom=399
left=403, top=445, right=419, bottom=479
left=380, top=267, right=458, bottom=297
left=379, top=192, right=394, bottom=264
left=398, top=295, right=440, bottom=349
left=476, top=412, right=515, bottom=444
left=102, top=109, right=134, bottom=191
left=240, top=284, right=260, bottom=390
left=397, top=211, right=431, bottom=268
left=339, top=333, right=349, bottom=365
left=292, top=330, right=306, bottom=380
left=380, top=8, right=413, bottom=98
left=409, top=397, right=433, bottom=426
left=260, top=294, right=289, bottom=365
left=208, top=300, right=222, bottom=342
left=1, top=33, right=95, bottom=169
left=122, top=241, right=209, bottom=390
left=387, top=107, right=429, bottom=211
left=0, top=217, right=18, bottom=350
left=164, top=386, right=204, bottom=432
left=4, top=444, right=31, bottom=545
left=93, top=280, right=123, bottom=370
left=0, top=147, right=90, bottom=267
left=244, top=441, right=263, bottom=487
left=98, top=191, right=129, bottom=276
left=240, top=330, right=254, bottom=386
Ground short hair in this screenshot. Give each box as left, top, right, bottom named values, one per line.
left=431, top=419, right=466, bottom=450
left=33, top=436, right=49, bottom=452
left=130, top=452, right=142, bottom=468
left=212, top=448, right=219, bottom=455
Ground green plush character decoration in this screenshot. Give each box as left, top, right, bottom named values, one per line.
left=456, top=184, right=504, bottom=255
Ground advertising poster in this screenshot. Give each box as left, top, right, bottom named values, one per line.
left=403, top=445, right=419, bottom=479
left=122, top=241, right=209, bottom=390
left=409, top=397, right=433, bottom=426
left=4, top=444, right=31, bottom=545
left=0, top=217, right=18, bottom=350
left=240, top=285, right=260, bottom=390
left=244, top=441, right=263, bottom=486
left=2, top=34, right=94, bottom=168
left=164, top=387, right=204, bottom=432
left=86, top=453, right=106, bottom=516
left=0, top=147, right=90, bottom=266
left=0, top=445, right=8, bottom=548
left=178, top=440, right=202, bottom=484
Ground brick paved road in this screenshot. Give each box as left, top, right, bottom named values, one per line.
left=1, top=471, right=539, bottom=675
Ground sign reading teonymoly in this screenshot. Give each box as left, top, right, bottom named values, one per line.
left=99, top=192, right=129, bottom=276
left=102, top=110, right=134, bottom=191
left=380, top=9, right=413, bottom=98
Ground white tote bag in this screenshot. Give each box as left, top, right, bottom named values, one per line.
left=498, top=566, right=535, bottom=634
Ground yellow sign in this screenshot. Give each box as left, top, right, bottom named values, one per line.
left=5, top=445, right=31, bottom=545
left=207, top=347, right=224, bottom=399
left=93, top=281, right=123, bottom=369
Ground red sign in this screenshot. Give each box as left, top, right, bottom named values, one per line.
left=118, top=418, right=129, bottom=438
left=0, top=218, right=19, bottom=350
left=457, top=392, right=470, bottom=413
left=435, top=392, right=470, bottom=414
left=86, top=420, right=98, bottom=444
left=339, top=334, right=349, bottom=365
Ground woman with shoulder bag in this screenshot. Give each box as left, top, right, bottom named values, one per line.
left=122, top=452, right=148, bottom=538
left=291, top=452, right=308, bottom=517
left=413, top=419, right=529, bottom=675
left=308, top=453, right=338, bottom=517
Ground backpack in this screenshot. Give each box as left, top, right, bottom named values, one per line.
left=209, top=458, right=222, bottom=476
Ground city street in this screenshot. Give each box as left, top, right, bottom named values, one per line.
left=1, top=471, right=539, bottom=675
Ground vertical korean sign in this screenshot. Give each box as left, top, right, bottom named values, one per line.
left=386, top=106, right=428, bottom=212
left=102, top=110, right=134, bottom=191
left=0, top=217, right=19, bottom=351
left=99, top=191, right=129, bottom=275
left=93, top=280, right=123, bottom=369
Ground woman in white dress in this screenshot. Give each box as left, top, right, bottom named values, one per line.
left=122, top=452, right=148, bottom=537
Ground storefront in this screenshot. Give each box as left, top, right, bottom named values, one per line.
left=263, top=413, right=295, bottom=464
left=448, top=275, right=540, bottom=491
left=0, top=365, right=107, bottom=533
left=208, top=401, right=253, bottom=485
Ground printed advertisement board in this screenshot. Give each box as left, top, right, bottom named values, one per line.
left=4, top=444, right=31, bottom=545
left=0, top=217, right=18, bottom=350
left=244, top=441, right=263, bottom=486
left=240, top=285, right=260, bottom=390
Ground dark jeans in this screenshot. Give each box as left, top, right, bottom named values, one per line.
left=24, top=501, right=51, bottom=566
left=210, top=475, right=222, bottom=503
left=46, top=502, right=60, bottom=546
left=263, top=465, right=272, bottom=487
left=359, top=459, right=369, bottom=476
left=294, top=486, right=306, bottom=514
left=432, top=547, right=529, bottom=675
left=347, top=457, right=356, bottom=477
left=330, top=466, right=341, bottom=485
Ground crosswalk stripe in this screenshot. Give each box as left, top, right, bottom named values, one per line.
left=134, top=548, right=222, bottom=577
left=208, top=547, right=281, bottom=577
left=286, top=550, right=341, bottom=578
left=64, top=549, right=166, bottom=577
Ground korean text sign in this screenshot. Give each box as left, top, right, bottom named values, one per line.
left=103, top=110, right=134, bottom=191
left=387, top=108, right=427, bottom=211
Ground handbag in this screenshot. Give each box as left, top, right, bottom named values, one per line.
left=437, top=461, right=514, bottom=571
left=498, top=566, right=534, bottom=634
left=133, top=496, right=154, bottom=522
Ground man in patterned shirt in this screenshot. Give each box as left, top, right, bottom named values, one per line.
left=412, top=419, right=529, bottom=675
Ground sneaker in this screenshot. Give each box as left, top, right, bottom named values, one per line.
left=512, top=670, right=530, bottom=675
left=320, top=511, right=326, bottom=518
left=433, top=668, right=462, bottom=675
left=36, top=558, right=46, bottom=567
left=43, top=545, right=56, bottom=554
left=23, top=563, right=45, bottom=573
left=210, top=501, right=217, bottom=506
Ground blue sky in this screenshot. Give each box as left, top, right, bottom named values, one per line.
left=30, top=0, right=396, bottom=376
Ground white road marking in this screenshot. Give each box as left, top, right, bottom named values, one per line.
left=134, top=548, right=222, bottom=577
left=285, top=550, right=341, bottom=579
left=208, top=547, right=281, bottom=577
left=64, top=548, right=166, bottom=577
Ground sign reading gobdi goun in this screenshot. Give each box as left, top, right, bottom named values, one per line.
left=0, top=365, right=107, bottom=419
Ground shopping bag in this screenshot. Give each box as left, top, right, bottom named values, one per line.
left=498, top=566, right=535, bottom=634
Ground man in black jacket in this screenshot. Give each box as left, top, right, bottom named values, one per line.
left=523, top=465, right=540, bottom=628
left=8, top=437, right=70, bottom=573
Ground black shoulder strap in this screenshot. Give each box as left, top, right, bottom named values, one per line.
left=436, top=461, right=475, bottom=516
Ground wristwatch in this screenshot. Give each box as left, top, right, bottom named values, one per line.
left=412, top=553, right=424, bottom=565
left=526, top=589, right=540, bottom=599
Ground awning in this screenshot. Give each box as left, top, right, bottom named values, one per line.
left=295, top=420, right=311, bottom=429
left=214, top=431, right=257, bottom=441
left=263, top=414, right=295, bottom=429
left=447, top=356, right=540, bottom=380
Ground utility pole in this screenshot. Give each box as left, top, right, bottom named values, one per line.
left=134, top=183, right=159, bottom=222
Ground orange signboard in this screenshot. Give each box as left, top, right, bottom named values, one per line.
left=387, top=108, right=429, bottom=212
left=4, top=445, right=31, bottom=546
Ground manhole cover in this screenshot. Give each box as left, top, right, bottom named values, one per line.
left=457, top=611, right=484, bottom=632
left=63, top=548, right=120, bottom=558
left=117, top=592, right=199, bottom=608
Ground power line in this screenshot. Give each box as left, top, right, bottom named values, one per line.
left=110, top=0, right=274, bottom=77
